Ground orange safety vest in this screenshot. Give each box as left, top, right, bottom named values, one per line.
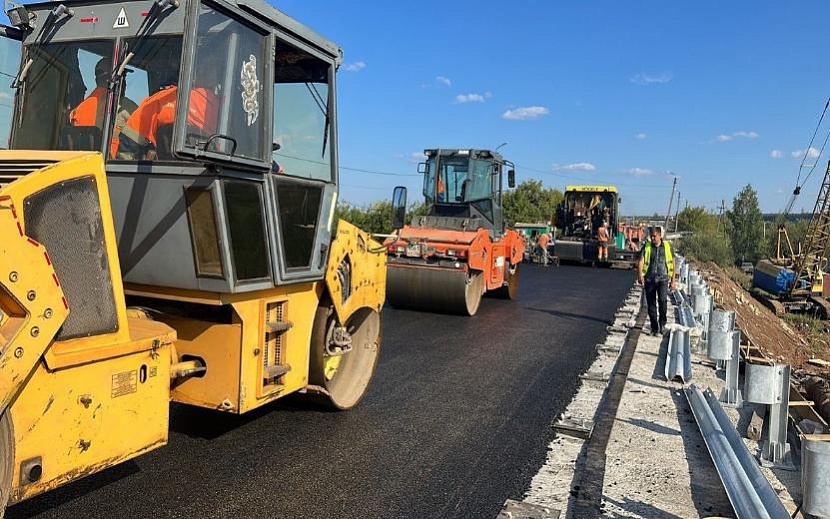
left=113, top=86, right=219, bottom=157
left=437, top=175, right=445, bottom=195
left=69, top=86, right=107, bottom=127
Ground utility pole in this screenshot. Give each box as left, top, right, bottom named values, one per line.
left=673, top=191, right=681, bottom=232
left=664, top=173, right=677, bottom=230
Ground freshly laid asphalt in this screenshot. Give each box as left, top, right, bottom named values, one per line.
left=9, top=264, right=634, bottom=519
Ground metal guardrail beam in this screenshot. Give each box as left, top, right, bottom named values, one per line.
left=665, top=329, right=692, bottom=382
left=684, top=385, right=790, bottom=519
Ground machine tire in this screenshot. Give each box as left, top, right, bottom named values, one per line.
left=308, top=304, right=381, bottom=410
left=464, top=272, right=484, bottom=316
left=493, top=263, right=520, bottom=300
left=0, top=409, right=13, bottom=517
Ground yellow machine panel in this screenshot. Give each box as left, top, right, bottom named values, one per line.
left=8, top=343, right=172, bottom=504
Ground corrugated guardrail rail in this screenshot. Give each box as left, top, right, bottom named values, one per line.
left=684, top=384, right=790, bottom=519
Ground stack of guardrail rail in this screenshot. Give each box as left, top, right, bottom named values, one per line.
left=670, top=257, right=830, bottom=518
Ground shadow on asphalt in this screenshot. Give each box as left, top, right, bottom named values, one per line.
left=6, top=463, right=140, bottom=519
left=525, top=307, right=613, bottom=325
left=168, top=396, right=336, bottom=440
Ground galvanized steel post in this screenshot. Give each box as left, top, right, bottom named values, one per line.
left=744, top=363, right=793, bottom=469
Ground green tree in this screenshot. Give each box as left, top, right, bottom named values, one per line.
left=679, top=232, right=734, bottom=266
left=335, top=200, right=429, bottom=235
left=676, top=206, right=718, bottom=234
left=727, top=184, right=763, bottom=264
left=502, top=180, right=563, bottom=226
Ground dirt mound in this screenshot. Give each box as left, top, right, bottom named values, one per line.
left=692, top=261, right=815, bottom=369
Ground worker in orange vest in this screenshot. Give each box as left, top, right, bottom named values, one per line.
left=69, top=57, right=137, bottom=139
left=597, top=220, right=610, bottom=263
left=114, top=63, right=220, bottom=160
left=437, top=173, right=446, bottom=202
left=537, top=231, right=551, bottom=267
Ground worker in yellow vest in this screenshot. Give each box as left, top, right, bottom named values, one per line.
left=638, top=227, right=675, bottom=336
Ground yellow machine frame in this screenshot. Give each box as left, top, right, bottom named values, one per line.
left=0, top=152, right=386, bottom=506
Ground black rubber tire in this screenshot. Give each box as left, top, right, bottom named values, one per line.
left=493, top=263, right=521, bottom=300
left=0, top=409, right=13, bottom=516
left=308, top=305, right=382, bottom=410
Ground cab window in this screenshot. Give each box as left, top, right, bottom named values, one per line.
left=181, top=2, right=269, bottom=162
left=111, top=36, right=183, bottom=161
left=467, top=158, right=494, bottom=202
left=272, top=40, right=333, bottom=182
left=10, top=40, right=114, bottom=152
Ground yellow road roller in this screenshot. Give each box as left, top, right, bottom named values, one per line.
left=0, top=0, right=385, bottom=512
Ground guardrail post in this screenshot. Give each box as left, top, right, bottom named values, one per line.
left=803, top=439, right=830, bottom=516
left=744, top=363, right=794, bottom=469
left=707, top=310, right=742, bottom=407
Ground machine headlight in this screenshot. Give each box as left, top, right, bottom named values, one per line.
left=446, top=249, right=456, bottom=257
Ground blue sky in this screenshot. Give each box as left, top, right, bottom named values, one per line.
left=272, top=0, right=830, bottom=215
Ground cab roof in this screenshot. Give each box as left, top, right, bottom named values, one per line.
left=20, top=0, right=342, bottom=63
left=565, top=185, right=619, bottom=193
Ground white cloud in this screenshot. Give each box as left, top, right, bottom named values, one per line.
left=630, top=72, right=673, bottom=85
left=344, top=61, right=366, bottom=72
left=792, top=147, right=821, bottom=160
left=635, top=133, right=647, bottom=140
left=770, top=149, right=783, bottom=159
left=454, top=92, right=492, bottom=104
left=626, top=167, right=655, bottom=177
left=436, top=76, right=451, bottom=87
left=734, top=131, right=758, bottom=138
left=502, top=106, right=550, bottom=121
left=455, top=93, right=485, bottom=103
left=410, top=152, right=426, bottom=163
left=553, top=162, right=596, bottom=172
left=715, top=130, right=759, bottom=143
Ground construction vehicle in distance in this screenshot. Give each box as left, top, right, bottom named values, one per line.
left=0, top=0, right=385, bottom=513
left=752, top=160, right=830, bottom=318
left=553, top=185, right=634, bottom=265
left=384, top=148, right=524, bottom=316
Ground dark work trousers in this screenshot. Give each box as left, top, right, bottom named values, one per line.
left=644, top=278, right=668, bottom=332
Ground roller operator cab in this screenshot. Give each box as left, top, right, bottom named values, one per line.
left=0, top=0, right=386, bottom=512
left=385, top=149, right=524, bottom=316
left=554, top=185, right=631, bottom=265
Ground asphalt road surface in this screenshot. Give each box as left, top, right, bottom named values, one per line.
left=9, top=264, right=634, bottom=519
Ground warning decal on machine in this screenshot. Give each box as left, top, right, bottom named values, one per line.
left=111, top=370, right=138, bottom=398
left=113, top=8, right=129, bottom=29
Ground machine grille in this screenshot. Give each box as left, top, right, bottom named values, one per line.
left=24, top=176, right=119, bottom=340
left=0, top=158, right=59, bottom=188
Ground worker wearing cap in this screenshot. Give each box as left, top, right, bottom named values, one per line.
left=69, top=57, right=137, bottom=138
left=638, top=226, right=675, bottom=336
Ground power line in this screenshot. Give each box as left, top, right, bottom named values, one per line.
left=276, top=151, right=420, bottom=177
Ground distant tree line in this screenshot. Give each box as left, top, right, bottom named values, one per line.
left=335, top=180, right=564, bottom=234
left=676, top=184, right=814, bottom=268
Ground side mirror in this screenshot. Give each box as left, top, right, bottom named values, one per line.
left=618, top=197, right=623, bottom=204
left=392, top=186, right=407, bottom=230
left=508, top=169, right=515, bottom=188
left=272, top=142, right=281, bottom=152
left=417, top=162, right=427, bottom=174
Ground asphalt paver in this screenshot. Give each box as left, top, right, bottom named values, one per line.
left=8, top=264, right=634, bottom=519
